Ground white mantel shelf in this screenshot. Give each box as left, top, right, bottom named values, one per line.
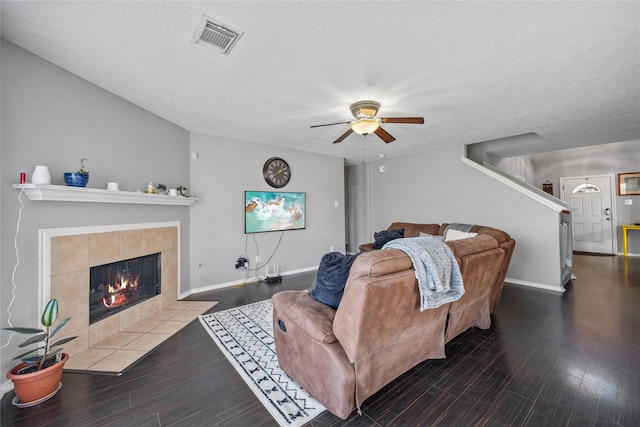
left=12, top=184, right=199, bottom=206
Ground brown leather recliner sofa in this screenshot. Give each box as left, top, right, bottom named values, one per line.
left=271, top=222, right=515, bottom=419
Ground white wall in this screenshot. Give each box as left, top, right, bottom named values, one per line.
left=189, top=132, right=345, bottom=290
left=348, top=144, right=565, bottom=290
left=1, top=40, right=190, bottom=387
left=494, top=155, right=535, bottom=184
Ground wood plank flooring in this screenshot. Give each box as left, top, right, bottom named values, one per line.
left=1, top=254, right=639, bottom=426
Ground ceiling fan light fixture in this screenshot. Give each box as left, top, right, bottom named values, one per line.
left=350, top=119, right=380, bottom=135
left=349, top=100, right=381, bottom=119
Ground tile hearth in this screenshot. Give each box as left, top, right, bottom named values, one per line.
left=65, top=300, right=218, bottom=373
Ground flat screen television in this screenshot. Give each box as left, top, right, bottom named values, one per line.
left=244, top=191, right=306, bottom=234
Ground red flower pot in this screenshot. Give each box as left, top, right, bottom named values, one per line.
left=7, top=353, right=68, bottom=404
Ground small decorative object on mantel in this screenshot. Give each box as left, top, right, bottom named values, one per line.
left=176, top=186, right=189, bottom=197
left=31, top=165, right=51, bottom=185
left=3, top=298, right=77, bottom=407
left=63, top=158, right=89, bottom=187
left=542, top=181, right=553, bottom=195
left=145, top=182, right=156, bottom=194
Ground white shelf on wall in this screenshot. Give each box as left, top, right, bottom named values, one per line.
left=11, top=184, right=199, bottom=206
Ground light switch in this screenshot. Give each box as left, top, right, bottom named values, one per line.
left=379, top=165, right=386, bottom=173
left=624, top=199, right=633, bottom=205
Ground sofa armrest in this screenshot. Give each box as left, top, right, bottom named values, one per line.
left=358, top=243, right=375, bottom=252
left=271, top=291, right=337, bottom=344
left=271, top=290, right=356, bottom=419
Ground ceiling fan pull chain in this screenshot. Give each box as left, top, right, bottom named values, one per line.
left=362, top=135, right=366, bottom=164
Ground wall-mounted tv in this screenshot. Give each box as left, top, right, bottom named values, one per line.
left=245, top=191, right=306, bottom=234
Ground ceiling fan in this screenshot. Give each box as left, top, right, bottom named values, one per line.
left=311, top=100, right=424, bottom=144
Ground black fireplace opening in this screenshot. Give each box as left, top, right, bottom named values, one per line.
left=89, top=253, right=161, bottom=325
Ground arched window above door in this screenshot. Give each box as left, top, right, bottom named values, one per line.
left=571, top=183, right=601, bottom=194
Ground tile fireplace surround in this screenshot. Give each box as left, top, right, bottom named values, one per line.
left=41, top=222, right=217, bottom=373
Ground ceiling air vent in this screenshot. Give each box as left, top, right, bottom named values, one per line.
left=191, top=15, right=243, bottom=55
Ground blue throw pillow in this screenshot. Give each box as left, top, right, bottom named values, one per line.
left=309, top=252, right=360, bottom=309
left=373, top=228, right=404, bottom=249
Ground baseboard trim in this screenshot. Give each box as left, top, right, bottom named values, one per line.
left=505, top=278, right=566, bottom=293
left=180, top=266, right=318, bottom=298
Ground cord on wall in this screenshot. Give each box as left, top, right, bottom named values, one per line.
left=243, top=231, right=285, bottom=280
left=1, top=188, right=25, bottom=349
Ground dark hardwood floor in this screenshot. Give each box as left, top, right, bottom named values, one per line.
left=2, top=254, right=639, bottom=426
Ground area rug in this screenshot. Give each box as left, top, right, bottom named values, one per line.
left=198, top=300, right=326, bottom=427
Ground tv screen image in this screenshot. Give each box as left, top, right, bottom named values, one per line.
left=245, top=191, right=306, bottom=233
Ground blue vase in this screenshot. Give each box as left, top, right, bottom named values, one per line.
left=64, top=172, right=89, bottom=187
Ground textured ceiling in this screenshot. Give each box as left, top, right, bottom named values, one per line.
left=2, top=1, right=639, bottom=165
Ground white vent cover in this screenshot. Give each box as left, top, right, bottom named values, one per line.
left=191, top=15, right=243, bottom=55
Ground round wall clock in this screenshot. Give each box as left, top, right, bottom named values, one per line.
left=263, top=157, right=291, bottom=188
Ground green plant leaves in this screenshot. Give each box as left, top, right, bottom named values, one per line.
left=49, top=317, right=71, bottom=339
left=6, top=298, right=77, bottom=371
left=50, top=335, right=78, bottom=349
left=12, top=346, right=44, bottom=361
left=2, top=327, right=44, bottom=334
left=41, top=298, right=59, bottom=327
left=18, top=333, right=46, bottom=347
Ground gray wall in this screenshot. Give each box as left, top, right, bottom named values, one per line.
left=189, top=132, right=345, bottom=290
left=501, top=139, right=640, bottom=254
left=1, top=41, right=190, bottom=383
left=347, top=144, right=565, bottom=289
left=345, top=163, right=369, bottom=254
left=532, top=140, right=640, bottom=255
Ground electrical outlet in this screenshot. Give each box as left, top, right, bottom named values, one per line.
left=624, top=199, right=633, bottom=205
left=330, top=246, right=334, bottom=252
left=256, top=255, right=262, bottom=264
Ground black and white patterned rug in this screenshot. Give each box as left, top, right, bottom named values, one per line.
left=198, top=300, right=325, bottom=427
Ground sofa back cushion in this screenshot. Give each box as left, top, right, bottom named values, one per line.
left=388, top=222, right=444, bottom=237
left=445, top=234, right=498, bottom=259
left=348, top=248, right=412, bottom=278
left=470, top=225, right=512, bottom=244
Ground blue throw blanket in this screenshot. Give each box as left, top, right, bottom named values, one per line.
left=383, top=236, right=464, bottom=311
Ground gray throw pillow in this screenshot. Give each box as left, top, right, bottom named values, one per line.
left=373, top=228, right=404, bottom=249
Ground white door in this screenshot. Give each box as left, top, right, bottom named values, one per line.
left=560, top=175, right=615, bottom=254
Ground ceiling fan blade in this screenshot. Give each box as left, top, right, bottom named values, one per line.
left=381, top=117, right=425, bottom=124
left=311, top=121, right=352, bottom=128
left=374, top=126, right=396, bottom=143
left=333, top=129, right=353, bottom=144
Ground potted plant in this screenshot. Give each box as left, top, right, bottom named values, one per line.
left=4, top=298, right=77, bottom=405
left=176, top=185, right=188, bottom=197
left=63, top=158, right=89, bottom=187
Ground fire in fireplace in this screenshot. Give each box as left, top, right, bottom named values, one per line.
left=90, top=253, right=161, bottom=324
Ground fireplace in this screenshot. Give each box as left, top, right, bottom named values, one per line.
left=89, top=253, right=162, bottom=324
left=40, top=222, right=181, bottom=361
